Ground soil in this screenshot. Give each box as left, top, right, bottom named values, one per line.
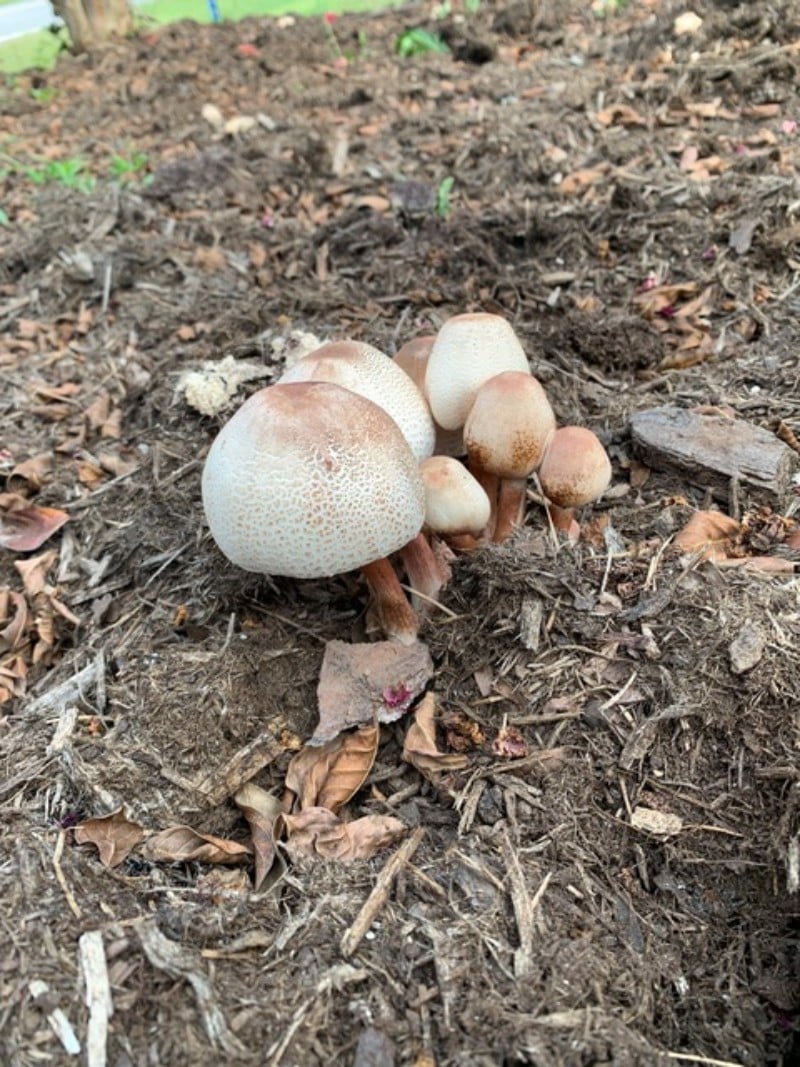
left=2, top=1, right=800, bottom=1064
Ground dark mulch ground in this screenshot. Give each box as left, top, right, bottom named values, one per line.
left=2, top=0, right=800, bottom=1063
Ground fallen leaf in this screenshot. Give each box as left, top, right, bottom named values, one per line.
left=234, top=782, right=282, bottom=890
left=281, top=807, right=405, bottom=862
left=0, top=507, right=69, bottom=552
left=674, top=510, right=741, bottom=561
left=196, top=867, right=252, bottom=901
left=402, top=693, right=469, bottom=782
left=630, top=807, right=683, bottom=836
left=285, top=723, right=379, bottom=814
left=313, top=639, right=433, bottom=744
left=0, top=590, right=29, bottom=651
left=141, top=825, right=251, bottom=865
left=8, top=453, right=53, bottom=490
left=75, top=809, right=146, bottom=867
left=15, top=550, right=57, bottom=597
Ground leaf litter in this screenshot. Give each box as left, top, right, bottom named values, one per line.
left=3, top=0, right=800, bottom=1062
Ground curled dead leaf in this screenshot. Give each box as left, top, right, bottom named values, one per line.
left=491, top=725, right=529, bottom=760
left=285, top=723, right=379, bottom=814
left=402, top=693, right=469, bottom=783
left=141, top=825, right=251, bottom=865
left=280, top=806, right=405, bottom=862
left=0, top=506, right=69, bottom=552
left=0, top=590, right=29, bottom=652
left=14, top=550, right=58, bottom=597
left=74, top=809, right=146, bottom=868
left=234, top=782, right=283, bottom=890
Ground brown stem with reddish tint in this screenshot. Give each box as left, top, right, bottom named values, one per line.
left=466, top=457, right=498, bottom=541
left=398, top=532, right=451, bottom=609
left=547, top=503, right=580, bottom=544
left=492, top=477, right=528, bottom=544
left=361, top=557, right=419, bottom=645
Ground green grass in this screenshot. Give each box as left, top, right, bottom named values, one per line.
left=0, top=0, right=399, bottom=74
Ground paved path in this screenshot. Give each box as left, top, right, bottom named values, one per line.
left=0, top=0, right=62, bottom=40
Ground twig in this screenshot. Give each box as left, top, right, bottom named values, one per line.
left=80, top=930, right=113, bottom=1067
left=501, top=831, right=551, bottom=978
left=53, top=831, right=83, bottom=920
left=664, top=1052, right=745, bottom=1067
left=28, top=980, right=81, bottom=1056
left=193, top=729, right=287, bottom=807
left=340, top=827, right=425, bottom=958
left=25, top=661, right=98, bottom=718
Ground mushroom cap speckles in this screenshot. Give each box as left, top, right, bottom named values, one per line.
left=538, top=425, right=612, bottom=509
left=202, top=382, right=425, bottom=579
left=463, top=372, right=556, bottom=479
left=279, top=339, right=436, bottom=461
left=425, top=313, right=531, bottom=431
left=420, top=456, right=491, bottom=536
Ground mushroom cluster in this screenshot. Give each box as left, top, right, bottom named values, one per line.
left=201, top=313, right=611, bottom=643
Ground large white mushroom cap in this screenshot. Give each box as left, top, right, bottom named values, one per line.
left=425, top=313, right=531, bottom=431
left=202, top=382, right=425, bottom=579
left=278, top=340, right=435, bottom=461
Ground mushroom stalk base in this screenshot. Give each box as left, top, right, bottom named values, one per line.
left=493, top=477, right=528, bottom=543
left=466, top=459, right=499, bottom=542
left=399, top=532, right=451, bottom=609
left=547, top=503, right=581, bottom=544
left=361, top=557, right=419, bottom=645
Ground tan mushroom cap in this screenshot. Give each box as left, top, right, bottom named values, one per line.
left=394, top=335, right=436, bottom=393
left=463, top=372, right=556, bottom=478
left=419, top=456, right=491, bottom=536
left=425, top=313, right=531, bottom=431
left=202, top=382, right=425, bottom=579
left=537, top=426, right=612, bottom=509
left=279, top=340, right=435, bottom=461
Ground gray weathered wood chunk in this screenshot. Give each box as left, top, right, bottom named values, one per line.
left=629, top=406, right=799, bottom=506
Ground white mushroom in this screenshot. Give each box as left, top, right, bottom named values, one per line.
left=424, top=313, right=531, bottom=432
left=202, top=381, right=425, bottom=643
left=394, top=335, right=464, bottom=457
left=279, top=339, right=435, bottom=461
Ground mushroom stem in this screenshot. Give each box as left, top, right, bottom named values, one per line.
left=547, top=503, right=580, bottom=544
left=398, top=532, right=451, bottom=609
left=465, top=459, right=498, bottom=541
left=361, top=558, right=420, bottom=645
left=493, top=477, right=528, bottom=544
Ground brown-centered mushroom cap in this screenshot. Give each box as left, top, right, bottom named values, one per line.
left=202, top=381, right=425, bottom=578
left=279, top=339, right=435, bottom=461
left=538, top=425, right=612, bottom=510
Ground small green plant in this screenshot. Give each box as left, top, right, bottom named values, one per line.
left=109, top=151, right=149, bottom=184
left=25, top=157, right=95, bottom=192
left=29, top=86, right=57, bottom=103
left=435, top=176, right=455, bottom=218
left=395, top=27, right=450, bottom=58
left=0, top=207, right=9, bottom=226
left=591, top=0, right=629, bottom=15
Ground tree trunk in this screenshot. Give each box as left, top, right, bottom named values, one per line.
left=51, top=0, right=133, bottom=52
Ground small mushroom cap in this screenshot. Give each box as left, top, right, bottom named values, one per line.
left=279, top=339, right=435, bottom=461
left=463, top=371, right=556, bottom=478
left=420, top=456, right=491, bottom=536
left=394, top=335, right=436, bottom=393
left=425, top=313, right=531, bottom=431
left=538, top=425, right=612, bottom=509
left=202, top=382, right=425, bottom=578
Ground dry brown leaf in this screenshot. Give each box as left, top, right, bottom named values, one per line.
left=15, top=550, right=57, bottom=597
left=234, top=782, right=282, bottom=890
left=558, top=166, right=607, bottom=196
left=0, top=590, right=29, bottom=651
left=281, top=807, right=405, bottom=862
left=313, top=639, right=433, bottom=744
left=141, top=825, right=251, bottom=865
left=402, top=693, right=469, bottom=782
left=0, top=506, right=69, bottom=552
left=74, top=809, right=146, bottom=868
left=674, top=510, right=741, bottom=561
left=285, top=723, right=379, bottom=814
left=8, top=453, right=53, bottom=490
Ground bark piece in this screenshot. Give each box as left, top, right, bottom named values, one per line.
left=629, top=406, right=798, bottom=507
